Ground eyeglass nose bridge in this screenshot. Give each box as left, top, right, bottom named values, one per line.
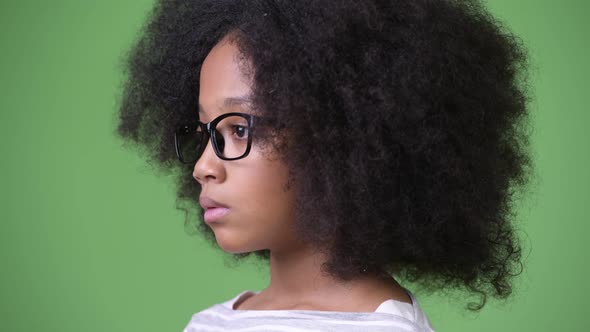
left=198, top=121, right=217, bottom=157
left=197, top=119, right=227, bottom=161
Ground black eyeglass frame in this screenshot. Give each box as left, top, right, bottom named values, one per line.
left=174, top=112, right=256, bottom=164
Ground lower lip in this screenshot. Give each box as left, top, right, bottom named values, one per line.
left=204, top=207, right=230, bottom=223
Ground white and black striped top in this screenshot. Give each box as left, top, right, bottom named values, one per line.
left=183, top=289, right=435, bottom=332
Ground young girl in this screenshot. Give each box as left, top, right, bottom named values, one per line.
left=116, top=0, right=531, bottom=331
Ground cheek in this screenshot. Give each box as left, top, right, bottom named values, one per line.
left=234, top=152, right=296, bottom=229
left=238, top=146, right=292, bottom=204
left=212, top=149, right=298, bottom=253
left=241, top=162, right=294, bottom=217
left=214, top=160, right=297, bottom=253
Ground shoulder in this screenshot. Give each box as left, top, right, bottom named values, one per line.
left=182, top=289, right=436, bottom=332
left=182, top=291, right=251, bottom=332
left=369, top=288, right=435, bottom=331
left=197, top=290, right=257, bottom=313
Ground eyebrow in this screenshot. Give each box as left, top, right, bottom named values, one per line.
left=198, top=96, right=253, bottom=115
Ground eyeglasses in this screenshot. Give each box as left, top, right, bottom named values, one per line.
left=174, top=112, right=256, bottom=164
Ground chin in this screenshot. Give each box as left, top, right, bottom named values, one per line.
left=213, top=232, right=260, bottom=254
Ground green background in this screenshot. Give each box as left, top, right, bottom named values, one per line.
left=1, top=1, right=588, bottom=331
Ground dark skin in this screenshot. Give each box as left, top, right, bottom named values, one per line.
left=234, top=246, right=412, bottom=311
left=195, top=35, right=411, bottom=312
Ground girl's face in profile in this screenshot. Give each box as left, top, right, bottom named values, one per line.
left=194, top=37, right=300, bottom=255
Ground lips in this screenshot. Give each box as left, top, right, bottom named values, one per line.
left=199, top=196, right=230, bottom=223
left=199, top=196, right=229, bottom=210
left=203, top=207, right=230, bottom=223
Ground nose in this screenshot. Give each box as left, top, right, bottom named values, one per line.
left=192, top=139, right=226, bottom=185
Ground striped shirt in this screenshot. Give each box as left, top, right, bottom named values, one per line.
left=183, top=289, right=435, bottom=331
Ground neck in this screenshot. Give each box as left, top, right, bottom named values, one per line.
left=262, top=246, right=396, bottom=308
left=267, top=246, right=330, bottom=297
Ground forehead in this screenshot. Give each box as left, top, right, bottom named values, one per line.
left=198, top=96, right=252, bottom=116
left=198, top=38, right=253, bottom=117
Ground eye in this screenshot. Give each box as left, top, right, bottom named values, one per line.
left=233, top=125, right=249, bottom=139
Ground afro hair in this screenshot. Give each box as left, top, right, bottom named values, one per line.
left=115, top=0, right=533, bottom=310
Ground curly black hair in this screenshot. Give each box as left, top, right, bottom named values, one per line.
left=115, top=0, right=533, bottom=311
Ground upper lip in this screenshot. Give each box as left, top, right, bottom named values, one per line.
left=199, top=196, right=229, bottom=210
